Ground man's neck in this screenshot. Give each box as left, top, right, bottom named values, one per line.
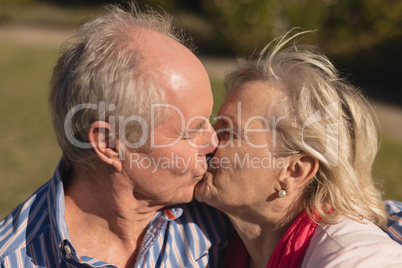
left=63, top=163, right=161, bottom=268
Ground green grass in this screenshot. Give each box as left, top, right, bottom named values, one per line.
left=210, top=78, right=227, bottom=119
left=373, top=136, right=402, bottom=200
left=0, top=2, right=100, bottom=28
left=0, top=43, right=61, bottom=218
left=0, top=42, right=401, bottom=220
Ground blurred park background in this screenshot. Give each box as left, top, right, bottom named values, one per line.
left=0, top=0, right=401, bottom=219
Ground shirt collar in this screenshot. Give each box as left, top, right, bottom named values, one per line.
left=163, top=207, right=183, bottom=221
left=46, top=159, right=185, bottom=265
left=47, top=160, right=78, bottom=264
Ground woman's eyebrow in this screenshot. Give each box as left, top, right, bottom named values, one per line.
left=216, top=117, right=239, bottom=133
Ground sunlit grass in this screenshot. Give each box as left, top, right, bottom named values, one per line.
left=0, top=43, right=61, bottom=217
left=373, top=136, right=402, bottom=200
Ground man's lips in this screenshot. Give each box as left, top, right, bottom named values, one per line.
left=206, top=155, right=218, bottom=175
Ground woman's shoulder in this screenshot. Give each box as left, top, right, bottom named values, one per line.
left=301, top=217, right=402, bottom=267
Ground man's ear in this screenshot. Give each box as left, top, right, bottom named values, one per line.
left=88, top=121, right=122, bottom=172
left=276, top=154, right=318, bottom=195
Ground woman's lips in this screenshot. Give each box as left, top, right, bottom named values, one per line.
left=200, top=170, right=214, bottom=184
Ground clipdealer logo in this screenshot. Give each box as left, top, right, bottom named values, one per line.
left=63, top=100, right=339, bottom=168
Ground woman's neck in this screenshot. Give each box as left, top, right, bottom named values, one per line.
left=225, top=204, right=304, bottom=268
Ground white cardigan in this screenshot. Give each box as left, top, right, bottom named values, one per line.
left=301, top=217, right=402, bottom=267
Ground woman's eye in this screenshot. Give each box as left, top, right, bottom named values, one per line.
left=218, top=128, right=233, bottom=137
left=223, top=130, right=232, bottom=136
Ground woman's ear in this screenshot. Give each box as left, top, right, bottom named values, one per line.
left=88, top=121, right=122, bottom=172
left=276, top=154, right=318, bottom=195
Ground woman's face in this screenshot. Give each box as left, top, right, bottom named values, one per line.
left=195, top=81, right=288, bottom=212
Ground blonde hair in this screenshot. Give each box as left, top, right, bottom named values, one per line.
left=225, top=29, right=387, bottom=226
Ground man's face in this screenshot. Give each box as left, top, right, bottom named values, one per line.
left=121, top=30, right=218, bottom=206
left=131, top=88, right=216, bottom=205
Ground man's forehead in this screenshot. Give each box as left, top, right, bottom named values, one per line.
left=128, top=28, right=208, bottom=100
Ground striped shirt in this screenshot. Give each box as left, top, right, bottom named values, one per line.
left=385, top=200, right=402, bottom=244
left=0, top=162, right=233, bottom=267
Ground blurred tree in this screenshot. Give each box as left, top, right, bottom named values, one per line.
left=195, top=0, right=402, bottom=104
left=197, top=0, right=402, bottom=56
left=29, top=0, right=402, bottom=55
left=318, top=0, right=402, bottom=56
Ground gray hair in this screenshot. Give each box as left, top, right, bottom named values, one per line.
left=225, top=29, right=386, bottom=226
left=49, top=4, right=194, bottom=168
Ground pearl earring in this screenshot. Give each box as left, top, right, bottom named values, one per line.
left=278, top=189, right=287, bottom=197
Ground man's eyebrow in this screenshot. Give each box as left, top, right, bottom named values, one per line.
left=188, top=120, right=207, bottom=132
left=196, top=120, right=206, bottom=129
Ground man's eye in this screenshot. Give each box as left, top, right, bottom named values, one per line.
left=183, top=131, right=197, bottom=139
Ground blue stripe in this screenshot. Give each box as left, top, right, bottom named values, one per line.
left=0, top=162, right=233, bottom=267
left=136, top=201, right=233, bottom=267
left=385, top=200, right=402, bottom=244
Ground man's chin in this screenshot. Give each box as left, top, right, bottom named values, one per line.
left=194, top=185, right=205, bottom=203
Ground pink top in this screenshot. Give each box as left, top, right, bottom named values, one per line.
left=224, top=211, right=402, bottom=267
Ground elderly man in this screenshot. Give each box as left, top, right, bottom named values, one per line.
left=0, top=4, right=232, bottom=268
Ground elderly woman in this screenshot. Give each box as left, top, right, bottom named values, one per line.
left=195, top=30, right=402, bottom=267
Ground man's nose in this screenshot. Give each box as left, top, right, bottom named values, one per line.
left=199, top=123, right=219, bottom=154
left=207, top=130, right=218, bottom=154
